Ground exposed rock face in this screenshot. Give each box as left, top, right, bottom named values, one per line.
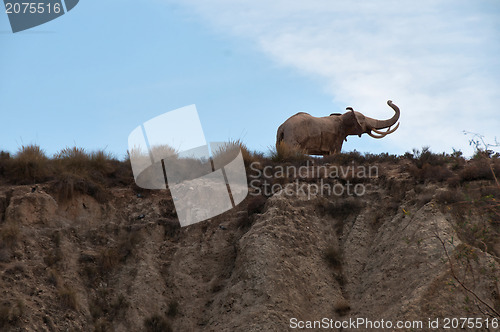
left=0, top=165, right=499, bottom=331
left=5, top=190, right=57, bottom=225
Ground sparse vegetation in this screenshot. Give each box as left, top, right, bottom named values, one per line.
left=144, top=314, right=172, bottom=332
left=166, top=300, right=179, bottom=318
left=270, top=141, right=308, bottom=163
left=435, top=189, right=464, bottom=205
left=0, top=222, right=20, bottom=248
left=7, top=144, right=51, bottom=184
left=324, top=245, right=342, bottom=269
left=334, top=298, right=351, bottom=316
left=0, top=142, right=499, bottom=330
left=0, top=300, right=23, bottom=328
left=319, top=198, right=364, bottom=220
left=58, top=285, right=78, bottom=310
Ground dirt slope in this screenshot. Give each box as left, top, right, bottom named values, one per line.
left=0, top=162, right=499, bottom=331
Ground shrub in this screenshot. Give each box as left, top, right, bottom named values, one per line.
left=247, top=195, right=268, bottom=215
left=54, top=146, right=90, bottom=172
left=408, top=164, right=453, bottom=183
left=97, top=248, right=121, bottom=274
left=95, top=232, right=141, bottom=275
left=324, top=245, right=342, bottom=269
left=47, top=269, right=61, bottom=286
left=89, top=150, right=116, bottom=175
left=93, top=319, right=112, bottom=332
left=0, top=300, right=23, bottom=328
left=7, top=144, right=51, bottom=184
left=58, top=286, right=78, bottom=310
left=460, top=159, right=495, bottom=182
left=109, top=157, right=134, bottom=186
left=44, top=247, right=63, bottom=267
left=324, top=150, right=366, bottom=165
left=89, top=290, right=129, bottom=323
left=270, top=141, right=308, bottom=163
left=53, top=147, right=121, bottom=190
left=435, top=189, right=464, bottom=204
left=334, top=298, right=351, bottom=316
left=51, top=172, right=108, bottom=203
left=0, top=151, right=10, bottom=179
left=364, top=152, right=399, bottom=164
left=144, top=314, right=172, bottom=332
left=321, top=198, right=364, bottom=220
left=0, top=223, right=20, bottom=249
left=406, top=147, right=449, bottom=168
left=212, top=139, right=261, bottom=167
left=166, top=300, right=179, bottom=318
left=0, top=303, right=9, bottom=328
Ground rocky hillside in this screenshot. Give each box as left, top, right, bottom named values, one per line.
left=0, top=148, right=499, bottom=331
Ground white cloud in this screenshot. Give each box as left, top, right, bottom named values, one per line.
left=168, top=0, right=500, bottom=155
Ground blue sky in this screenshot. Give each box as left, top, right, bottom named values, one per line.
left=1, top=0, right=499, bottom=159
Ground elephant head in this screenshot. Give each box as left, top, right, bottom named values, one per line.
left=276, top=100, right=400, bottom=155
left=342, top=100, right=400, bottom=138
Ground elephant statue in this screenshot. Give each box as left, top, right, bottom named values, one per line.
left=276, top=100, right=400, bottom=155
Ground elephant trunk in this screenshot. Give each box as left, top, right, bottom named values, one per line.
left=365, top=100, right=400, bottom=130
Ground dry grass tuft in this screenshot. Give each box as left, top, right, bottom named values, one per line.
left=7, top=144, right=51, bottom=184
left=51, top=172, right=109, bottom=203
left=270, top=141, right=308, bottom=163
left=211, top=139, right=264, bottom=168
left=58, top=286, right=78, bottom=310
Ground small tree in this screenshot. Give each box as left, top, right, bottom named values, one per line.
left=463, top=131, right=500, bottom=187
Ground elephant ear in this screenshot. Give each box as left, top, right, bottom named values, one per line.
left=342, top=110, right=357, bottom=125
left=342, top=110, right=363, bottom=136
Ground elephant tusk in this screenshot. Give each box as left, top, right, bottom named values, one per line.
left=372, top=122, right=400, bottom=135
left=368, top=131, right=387, bottom=139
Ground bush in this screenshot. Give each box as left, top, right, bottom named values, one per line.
left=144, top=314, right=172, bottom=332
left=0, top=151, right=10, bottom=179
left=320, top=198, right=364, bottom=220
left=51, top=172, right=108, bottom=203
left=7, top=144, right=51, bottom=184
left=166, top=300, right=179, bottom=318
left=408, top=164, right=453, bottom=183
left=89, top=289, right=129, bottom=323
left=324, top=245, right=342, bottom=269
left=324, top=150, right=366, bottom=165
left=0, top=223, right=20, bottom=249
left=435, top=189, right=463, bottom=204
left=58, top=286, right=78, bottom=310
left=212, top=139, right=262, bottom=167
left=334, top=298, right=351, bottom=316
left=364, top=152, right=399, bottom=164
left=460, top=159, right=494, bottom=182
left=44, top=247, right=63, bottom=267
left=89, top=150, right=116, bottom=175
left=55, top=146, right=90, bottom=171
left=405, top=147, right=449, bottom=168
left=53, top=147, right=122, bottom=191
left=270, top=141, right=308, bottom=163
left=0, top=300, right=23, bottom=328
